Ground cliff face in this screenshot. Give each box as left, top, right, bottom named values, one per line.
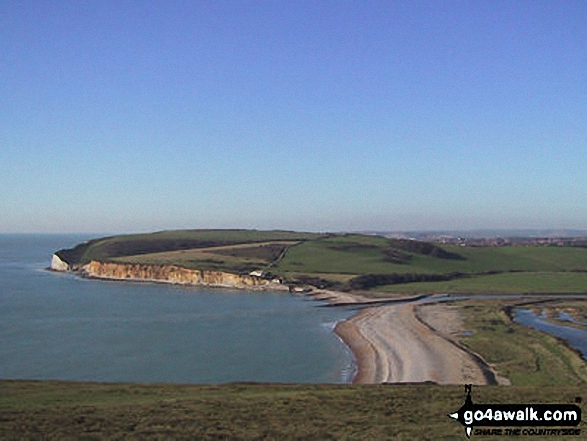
left=79, top=261, right=282, bottom=290
left=50, top=254, right=70, bottom=271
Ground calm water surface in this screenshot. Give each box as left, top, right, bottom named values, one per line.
left=0, top=235, right=354, bottom=383
left=513, top=309, right=587, bottom=360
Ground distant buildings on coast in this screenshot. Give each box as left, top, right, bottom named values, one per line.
left=358, top=229, right=587, bottom=248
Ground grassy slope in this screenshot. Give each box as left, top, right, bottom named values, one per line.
left=111, top=241, right=301, bottom=273
left=56, top=230, right=325, bottom=265
left=275, top=236, right=587, bottom=293
left=276, top=238, right=587, bottom=275
left=1, top=381, right=584, bottom=440
left=56, top=230, right=587, bottom=294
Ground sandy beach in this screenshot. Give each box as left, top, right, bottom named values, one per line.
left=335, top=301, right=507, bottom=385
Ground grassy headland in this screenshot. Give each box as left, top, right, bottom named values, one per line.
left=55, top=230, right=587, bottom=295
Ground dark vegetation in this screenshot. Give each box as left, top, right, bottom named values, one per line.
left=381, top=248, right=412, bottom=264
left=325, top=237, right=464, bottom=264
left=212, top=243, right=288, bottom=263
left=288, top=274, right=344, bottom=290
left=1, top=381, right=583, bottom=440
left=388, top=238, right=465, bottom=260
left=56, top=230, right=324, bottom=266
left=348, top=272, right=465, bottom=290
left=54, top=239, right=101, bottom=265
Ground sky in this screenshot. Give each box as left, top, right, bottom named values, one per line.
left=1, top=1, right=586, bottom=234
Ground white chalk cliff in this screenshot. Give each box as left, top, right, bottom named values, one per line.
left=50, top=254, right=70, bottom=272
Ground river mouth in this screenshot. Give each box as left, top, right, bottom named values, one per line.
left=513, top=309, right=587, bottom=360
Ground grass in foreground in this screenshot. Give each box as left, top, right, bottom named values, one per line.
left=0, top=381, right=584, bottom=440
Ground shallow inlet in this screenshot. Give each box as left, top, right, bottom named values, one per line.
left=513, top=309, right=587, bottom=360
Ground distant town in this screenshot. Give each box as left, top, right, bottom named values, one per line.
left=366, top=230, right=587, bottom=247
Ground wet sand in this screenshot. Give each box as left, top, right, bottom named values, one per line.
left=335, top=301, right=506, bottom=385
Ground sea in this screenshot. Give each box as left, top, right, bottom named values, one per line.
left=0, top=234, right=355, bottom=384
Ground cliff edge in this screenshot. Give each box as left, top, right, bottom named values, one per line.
left=72, top=261, right=285, bottom=291
left=50, top=254, right=70, bottom=272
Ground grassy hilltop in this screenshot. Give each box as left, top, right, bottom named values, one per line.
left=55, top=229, right=587, bottom=295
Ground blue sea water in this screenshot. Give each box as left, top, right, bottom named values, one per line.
left=0, top=234, right=354, bottom=383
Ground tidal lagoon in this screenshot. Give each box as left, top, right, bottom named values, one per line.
left=513, top=308, right=587, bottom=361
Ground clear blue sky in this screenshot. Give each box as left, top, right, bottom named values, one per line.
left=2, top=1, right=586, bottom=233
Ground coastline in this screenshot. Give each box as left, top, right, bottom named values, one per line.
left=308, top=287, right=503, bottom=384
left=334, top=301, right=507, bottom=385
left=50, top=258, right=288, bottom=292
left=78, top=271, right=290, bottom=292
left=51, top=260, right=503, bottom=385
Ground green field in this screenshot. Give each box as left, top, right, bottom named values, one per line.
left=1, top=381, right=583, bottom=440
left=56, top=230, right=325, bottom=266
left=111, top=241, right=301, bottom=273
left=55, top=230, right=587, bottom=294
left=455, top=299, right=587, bottom=386
left=277, top=237, right=587, bottom=276
left=378, top=272, right=587, bottom=295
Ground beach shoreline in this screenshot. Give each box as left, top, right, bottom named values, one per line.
left=333, top=299, right=506, bottom=385
left=50, top=262, right=504, bottom=386
left=48, top=261, right=290, bottom=292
